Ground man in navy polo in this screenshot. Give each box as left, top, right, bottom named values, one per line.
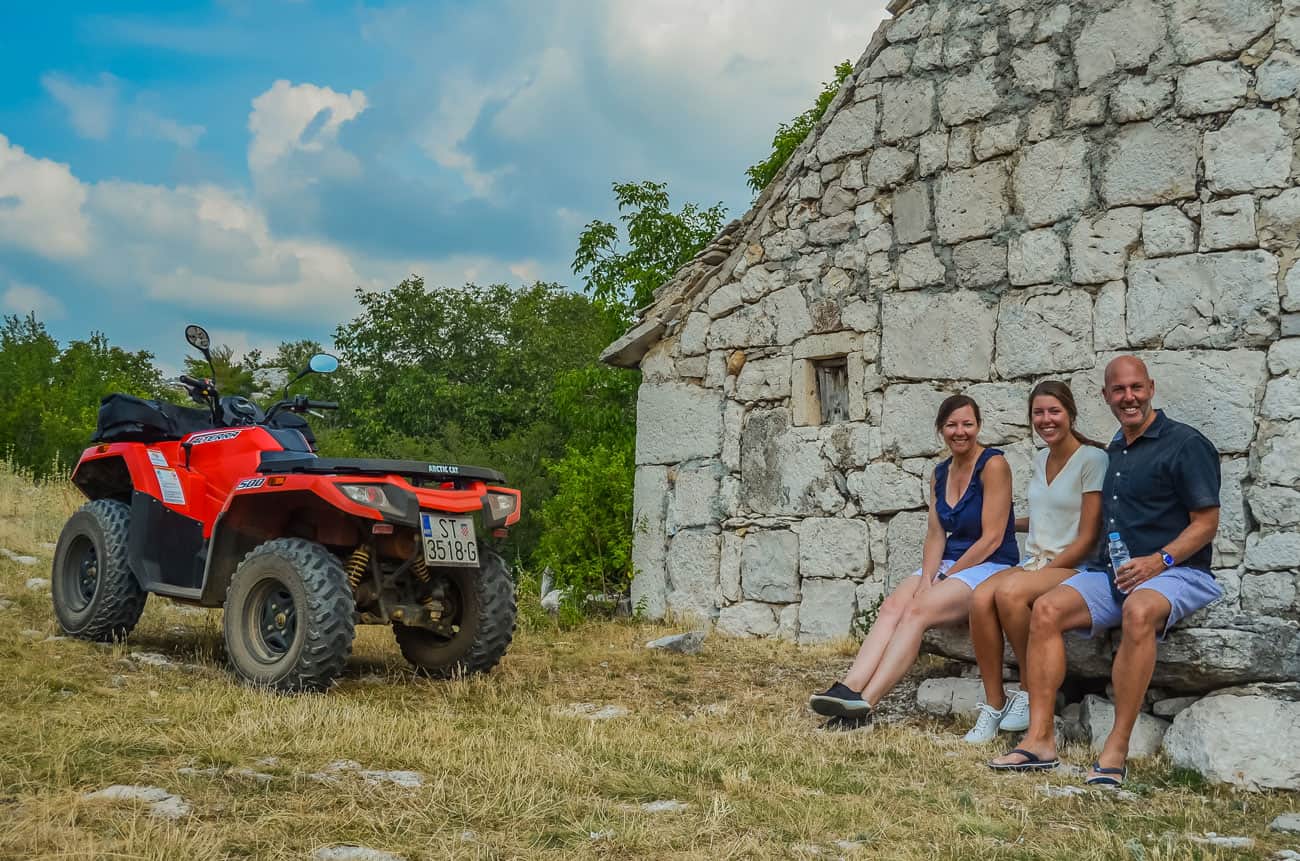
left=988, top=355, right=1222, bottom=785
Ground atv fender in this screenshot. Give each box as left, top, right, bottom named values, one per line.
left=71, top=452, right=137, bottom=503
left=199, top=487, right=367, bottom=605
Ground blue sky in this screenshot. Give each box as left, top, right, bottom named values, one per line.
left=0, top=0, right=886, bottom=370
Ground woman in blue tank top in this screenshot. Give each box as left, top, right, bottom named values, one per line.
left=809, top=394, right=1018, bottom=725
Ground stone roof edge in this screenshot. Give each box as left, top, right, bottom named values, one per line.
left=600, top=17, right=896, bottom=369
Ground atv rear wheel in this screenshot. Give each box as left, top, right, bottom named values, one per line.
left=223, top=538, right=354, bottom=692
left=52, top=499, right=148, bottom=641
left=393, top=546, right=516, bottom=678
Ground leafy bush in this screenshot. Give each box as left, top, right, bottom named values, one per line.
left=745, top=60, right=854, bottom=194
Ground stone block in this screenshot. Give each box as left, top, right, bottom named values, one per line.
left=706, top=282, right=744, bottom=319
left=719, top=531, right=741, bottom=602
left=1066, top=94, right=1107, bottom=127
left=943, top=33, right=975, bottom=69
left=935, top=161, right=1009, bottom=244
left=665, top=529, right=720, bottom=622
left=882, top=383, right=949, bottom=458
left=707, top=303, right=777, bottom=350
left=1074, top=0, right=1166, bottom=88
left=938, top=58, right=1000, bottom=126
left=892, top=183, right=931, bottom=245
left=738, top=265, right=784, bottom=302
left=1169, top=0, right=1278, bottom=64
left=1175, top=61, right=1250, bottom=115
left=1102, top=123, right=1200, bottom=207
left=1257, top=50, right=1300, bottom=101
left=995, top=287, right=1095, bottom=379
left=1011, top=43, right=1058, bottom=92
left=797, top=517, right=870, bottom=580
left=733, top=355, right=792, bottom=403
left=1093, top=281, right=1129, bottom=352
left=1217, top=458, right=1249, bottom=566
left=1111, top=77, right=1173, bottom=123
left=1081, top=694, right=1170, bottom=757
left=866, top=45, right=912, bottom=81
left=1008, top=228, right=1066, bottom=286
left=668, top=461, right=725, bottom=532
left=1263, top=376, right=1300, bottom=420
left=1014, top=136, right=1092, bottom=228
left=867, top=147, right=916, bottom=190
left=765, top=286, right=815, bottom=344
left=896, top=243, right=945, bottom=289
left=917, top=677, right=1010, bottom=719
left=808, top=212, right=857, bottom=246
left=1143, top=206, right=1197, bottom=258
left=1164, top=688, right=1300, bottom=790
left=740, top=530, right=799, bottom=603
left=798, top=579, right=858, bottom=643
left=1153, top=696, right=1200, bottom=718
left=1247, top=483, right=1300, bottom=527
left=885, top=510, right=930, bottom=583
left=881, top=291, right=997, bottom=381
left=636, top=384, right=724, bottom=465
left=966, top=381, right=1031, bottom=444
left=848, top=463, right=925, bottom=515
left=1259, top=421, right=1300, bottom=487
left=1241, top=570, right=1298, bottom=615
left=880, top=79, right=934, bottom=144
left=1126, top=250, right=1279, bottom=349
left=741, top=408, right=846, bottom=515
left=973, top=120, right=1020, bottom=162
left=1260, top=189, right=1300, bottom=254
left=1245, top=531, right=1300, bottom=572
left=947, top=126, right=974, bottom=169
left=952, top=238, right=1007, bottom=288
left=817, top=99, right=878, bottom=164
left=678, top=312, right=711, bottom=356
left=1070, top=350, right=1267, bottom=454
left=1023, top=104, right=1055, bottom=142
left=1198, top=195, right=1257, bottom=252
left=912, top=35, right=944, bottom=72
left=1070, top=208, right=1142, bottom=285
left=716, top=601, right=779, bottom=638
left=917, top=131, right=948, bottom=177
left=1204, top=109, right=1293, bottom=194
left=631, top=466, right=670, bottom=619
left=887, top=3, right=930, bottom=42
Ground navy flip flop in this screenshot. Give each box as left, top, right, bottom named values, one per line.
left=1085, top=761, right=1127, bottom=786
left=988, top=748, right=1061, bottom=772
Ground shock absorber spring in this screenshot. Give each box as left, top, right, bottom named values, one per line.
left=411, top=555, right=437, bottom=612
left=344, top=546, right=371, bottom=591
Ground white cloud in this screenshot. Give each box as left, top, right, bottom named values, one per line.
left=2, top=281, right=66, bottom=320
left=131, top=110, right=205, bottom=148
left=42, top=72, right=119, bottom=140
left=0, top=134, right=90, bottom=258
left=419, top=73, right=520, bottom=197
left=248, top=80, right=368, bottom=171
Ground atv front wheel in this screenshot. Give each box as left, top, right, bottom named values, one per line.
left=223, top=538, right=354, bottom=692
left=393, top=547, right=516, bottom=678
left=52, top=499, right=148, bottom=641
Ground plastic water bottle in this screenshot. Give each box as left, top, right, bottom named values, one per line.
left=1107, top=532, right=1131, bottom=601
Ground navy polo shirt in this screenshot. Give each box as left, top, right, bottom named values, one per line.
left=1091, top=410, right=1220, bottom=573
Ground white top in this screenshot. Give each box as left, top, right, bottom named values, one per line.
left=1024, top=444, right=1109, bottom=560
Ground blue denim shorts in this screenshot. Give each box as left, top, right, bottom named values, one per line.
left=1060, top=566, right=1223, bottom=640
left=912, top=560, right=1013, bottom=590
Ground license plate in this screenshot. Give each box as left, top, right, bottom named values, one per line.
left=419, top=513, right=479, bottom=568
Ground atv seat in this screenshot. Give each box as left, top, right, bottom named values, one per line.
left=257, top=454, right=505, bottom=485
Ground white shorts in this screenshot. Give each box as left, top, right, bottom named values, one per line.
left=911, top=560, right=1015, bottom=590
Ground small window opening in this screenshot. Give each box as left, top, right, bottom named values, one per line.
left=815, top=357, right=850, bottom=424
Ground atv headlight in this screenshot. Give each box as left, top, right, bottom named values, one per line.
left=485, top=491, right=517, bottom=521
left=338, top=483, right=406, bottom=517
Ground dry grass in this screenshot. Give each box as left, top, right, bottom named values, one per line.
left=0, top=465, right=1295, bottom=860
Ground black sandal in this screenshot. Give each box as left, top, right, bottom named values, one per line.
left=1085, top=761, right=1127, bottom=786
left=988, top=748, right=1060, bottom=771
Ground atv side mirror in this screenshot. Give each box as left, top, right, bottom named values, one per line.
left=185, top=325, right=211, bottom=351
left=308, top=354, right=339, bottom=374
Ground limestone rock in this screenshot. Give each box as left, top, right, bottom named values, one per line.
left=882, top=383, right=949, bottom=458
left=1143, top=206, right=1197, bottom=258
left=1259, top=422, right=1300, bottom=486
left=1014, top=136, right=1092, bottom=228
left=867, top=147, right=916, bottom=190
left=952, top=239, right=1007, bottom=288
left=817, top=99, right=878, bottom=163
left=797, top=517, right=870, bottom=580
left=917, top=677, right=1010, bottom=719
left=1257, top=50, right=1300, bottom=101
left=882, top=291, right=996, bottom=381
left=973, top=120, right=1020, bottom=162
left=1241, top=570, right=1297, bottom=615
left=666, top=530, right=720, bottom=621
left=884, top=510, right=929, bottom=583
left=1246, top=484, right=1300, bottom=527
left=1011, top=44, right=1059, bottom=92
left=939, top=58, right=1000, bottom=126
left=995, top=288, right=1095, bottom=378
left=313, top=847, right=406, bottom=861
left=1153, top=696, right=1200, bottom=718
left=892, top=183, right=931, bottom=245
left=1093, top=281, right=1129, bottom=352
left=1074, top=0, right=1167, bottom=88
left=1081, top=694, right=1170, bottom=757
left=1127, top=250, right=1279, bottom=349
left=1260, top=189, right=1300, bottom=253
left=848, top=463, right=925, bottom=515
left=1204, top=110, right=1293, bottom=194
left=635, top=384, right=723, bottom=465
left=1008, top=228, right=1066, bottom=286
left=1245, top=531, right=1300, bottom=571
left=741, top=408, right=845, bottom=516
left=707, top=303, right=776, bottom=350
left=1199, top=195, right=1256, bottom=251
left=715, top=602, right=779, bottom=638
left=1175, top=61, right=1251, bottom=116
left=880, top=80, right=935, bottom=144
left=1271, top=813, right=1300, bottom=834
left=668, top=461, right=725, bottom=531
left=897, top=243, right=945, bottom=289
left=1264, top=376, right=1300, bottom=420
left=798, top=578, right=857, bottom=643
left=1111, top=77, right=1173, bottom=123
left=1169, top=0, right=1278, bottom=64
left=1070, top=208, right=1142, bottom=284
left=936, top=161, right=1009, bottom=244
left=1163, top=688, right=1300, bottom=789
left=733, top=355, right=792, bottom=403
left=808, top=212, right=857, bottom=246
left=1102, top=123, right=1200, bottom=207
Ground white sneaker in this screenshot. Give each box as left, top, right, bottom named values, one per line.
left=963, top=701, right=1009, bottom=743
left=999, top=689, right=1030, bottom=732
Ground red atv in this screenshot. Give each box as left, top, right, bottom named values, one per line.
left=51, top=324, right=520, bottom=691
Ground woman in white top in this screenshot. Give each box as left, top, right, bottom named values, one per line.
left=962, top=381, right=1108, bottom=743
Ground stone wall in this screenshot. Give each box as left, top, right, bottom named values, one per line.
left=605, top=0, right=1300, bottom=692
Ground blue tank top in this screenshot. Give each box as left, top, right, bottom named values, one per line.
left=934, top=448, right=1019, bottom=566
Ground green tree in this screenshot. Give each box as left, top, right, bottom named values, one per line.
left=745, top=60, right=854, bottom=194
left=182, top=344, right=257, bottom=396
left=572, top=180, right=726, bottom=316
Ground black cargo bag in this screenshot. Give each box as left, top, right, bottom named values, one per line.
left=93, top=393, right=215, bottom=443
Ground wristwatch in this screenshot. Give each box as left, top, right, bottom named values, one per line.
left=1159, top=550, right=1175, bottom=568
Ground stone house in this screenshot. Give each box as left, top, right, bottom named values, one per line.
left=602, top=0, right=1300, bottom=693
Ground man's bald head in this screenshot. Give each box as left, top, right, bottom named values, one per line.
left=1104, top=355, right=1151, bottom=386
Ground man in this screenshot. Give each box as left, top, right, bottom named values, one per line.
left=988, top=355, right=1222, bottom=785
